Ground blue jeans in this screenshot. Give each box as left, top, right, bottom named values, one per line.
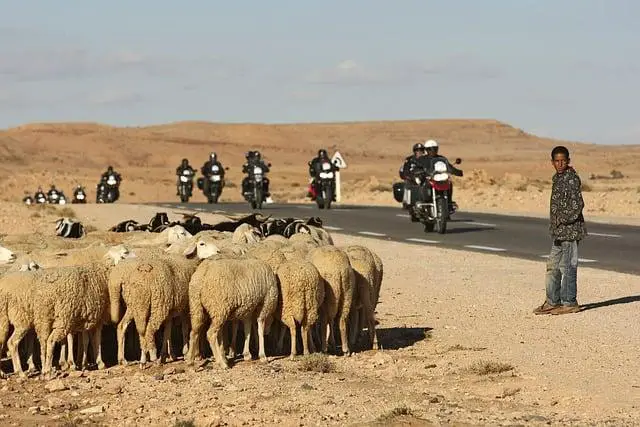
left=545, top=240, right=579, bottom=306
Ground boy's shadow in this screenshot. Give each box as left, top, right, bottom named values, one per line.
left=580, top=295, right=640, bottom=312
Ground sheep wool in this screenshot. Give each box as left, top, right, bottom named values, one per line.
left=186, top=257, right=279, bottom=369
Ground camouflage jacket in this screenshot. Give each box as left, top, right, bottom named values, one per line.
left=549, top=167, right=587, bottom=241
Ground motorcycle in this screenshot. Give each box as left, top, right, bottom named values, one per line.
left=23, top=195, right=33, bottom=206
left=244, top=163, right=271, bottom=210
left=48, top=190, right=61, bottom=204
left=72, top=189, right=87, bottom=204
left=197, top=166, right=228, bottom=204
left=96, top=180, right=119, bottom=203
left=178, top=171, right=195, bottom=203
left=314, top=160, right=336, bottom=209
left=408, top=158, right=462, bottom=234
left=35, top=192, right=47, bottom=204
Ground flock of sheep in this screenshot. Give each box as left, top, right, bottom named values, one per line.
left=0, top=214, right=383, bottom=379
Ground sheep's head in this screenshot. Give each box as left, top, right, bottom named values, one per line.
left=232, top=223, right=262, bottom=244
left=103, top=244, right=137, bottom=265
left=0, top=244, right=17, bottom=265
left=183, top=238, right=220, bottom=259
left=165, top=225, right=193, bottom=244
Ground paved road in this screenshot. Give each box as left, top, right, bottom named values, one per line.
left=147, top=201, right=640, bottom=276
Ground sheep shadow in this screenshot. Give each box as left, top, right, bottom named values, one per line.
left=374, top=326, right=433, bottom=351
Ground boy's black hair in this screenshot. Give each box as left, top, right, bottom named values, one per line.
left=551, top=145, right=570, bottom=159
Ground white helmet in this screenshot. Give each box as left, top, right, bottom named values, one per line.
left=424, top=139, right=438, bottom=148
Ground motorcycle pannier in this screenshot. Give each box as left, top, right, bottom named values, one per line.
left=392, top=182, right=404, bottom=203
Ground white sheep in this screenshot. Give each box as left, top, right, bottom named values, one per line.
left=185, top=256, right=279, bottom=369
left=340, top=245, right=382, bottom=351
left=109, top=250, right=203, bottom=366
left=306, top=245, right=355, bottom=356
left=273, top=259, right=325, bottom=359
left=30, top=247, right=135, bottom=377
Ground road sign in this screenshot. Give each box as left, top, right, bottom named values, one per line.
left=331, top=151, right=347, bottom=169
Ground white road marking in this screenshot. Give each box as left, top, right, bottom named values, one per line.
left=464, top=245, right=506, bottom=252
left=323, top=226, right=343, bottom=231
left=396, top=214, right=410, bottom=218
left=539, top=254, right=598, bottom=263
left=296, top=206, right=313, bottom=209
left=406, top=238, right=440, bottom=244
left=588, top=232, right=621, bottom=238
left=358, top=231, right=387, bottom=237
left=462, top=221, right=496, bottom=227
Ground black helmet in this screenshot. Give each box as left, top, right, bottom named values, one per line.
left=107, top=165, right=114, bottom=172
left=412, top=143, right=425, bottom=153
left=318, top=149, right=328, bottom=158
left=209, top=152, right=216, bottom=160
left=254, top=151, right=261, bottom=159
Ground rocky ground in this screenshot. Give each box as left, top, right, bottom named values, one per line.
left=0, top=203, right=638, bottom=426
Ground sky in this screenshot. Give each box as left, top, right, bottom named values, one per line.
left=0, top=0, right=639, bottom=144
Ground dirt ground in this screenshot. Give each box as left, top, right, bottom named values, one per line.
left=2, top=119, right=640, bottom=225
left=0, top=203, right=638, bottom=426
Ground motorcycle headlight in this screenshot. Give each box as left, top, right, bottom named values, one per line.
left=434, top=161, right=447, bottom=173
left=253, top=167, right=263, bottom=174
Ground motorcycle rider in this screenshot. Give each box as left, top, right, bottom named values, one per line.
left=307, top=149, right=338, bottom=201
left=200, top=152, right=225, bottom=196
left=34, top=186, right=46, bottom=203
left=101, top=165, right=122, bottom=185
left=73, top=184, right=87, bottom=203
left=419, top=139, right=463, bottom=213
left=176, top=158, right=196, bottom=196
left=47, top=184, right=60, bottom=203
left=241, top=150, right=271, bottom=199
left=398, top=143, right=426, bottom=219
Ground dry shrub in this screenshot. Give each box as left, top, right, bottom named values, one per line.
left=581, top=183, right=593, bottom=192
left=377, top=404, right=414, bottom=422
left=467, top=360, right=514, bottom=375
left=298, top=354, right=335, bottom=373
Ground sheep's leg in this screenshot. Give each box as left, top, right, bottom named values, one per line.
left=26, top=332, right=37, bottom=372
left=7, top=327, right=29, bottom=377
left=91, top=326, right=105, bottom=370
left=242, top=318, right=253, bottom=362
left=227, top=320, right=238, bottom=359
left=302, top=325, right=311, bottom=356
left=43, top=327, right=66, bottom=378
left=208, top=324, right=229, bottom=370
left=80, top=331, right=90, bottom=368
left=288, top=320, right=298, bottom=360
left=159, top=318, right=172, bottom=364
left=368, top=310, right=379, bottom=350
left=59, top=336, right=68, bottom=370
left=180, top=314, right=190, bottom=357
left=257, top=317, right=267, bottom=362
left=306, top=327, right=316, bottom=354
left=339, top=315, right=351, bottom=357
left=117, top=309, right=133, bottom=365
left=276, top=323, right=287, bottom=355
left=349, top=308, right=360, bottom=350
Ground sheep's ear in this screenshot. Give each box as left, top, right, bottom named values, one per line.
left=183, top=244, right=197, bottom=258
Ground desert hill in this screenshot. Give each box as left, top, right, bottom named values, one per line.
left=1, top=119, right=639, bottom=220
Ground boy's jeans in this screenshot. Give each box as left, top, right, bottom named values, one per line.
left=545, top=240, right=579, bottom=306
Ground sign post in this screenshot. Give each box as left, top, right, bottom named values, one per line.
left=331, top=151, right=347, bottom=203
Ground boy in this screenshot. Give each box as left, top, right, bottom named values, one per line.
left=534, top=145, right=587, bottom=315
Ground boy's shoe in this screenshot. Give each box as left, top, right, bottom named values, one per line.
left=533, top=301, right=560, bottom=315
left=551, top=305, right=581, bottom=315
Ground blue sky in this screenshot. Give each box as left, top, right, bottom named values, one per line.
left=1, top=0, right=639, bottom=144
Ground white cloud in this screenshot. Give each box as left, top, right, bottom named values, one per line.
left=305, top=59, right=393, bottom=86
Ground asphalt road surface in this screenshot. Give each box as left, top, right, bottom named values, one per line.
left=148, top=201, right=640, bottom=276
